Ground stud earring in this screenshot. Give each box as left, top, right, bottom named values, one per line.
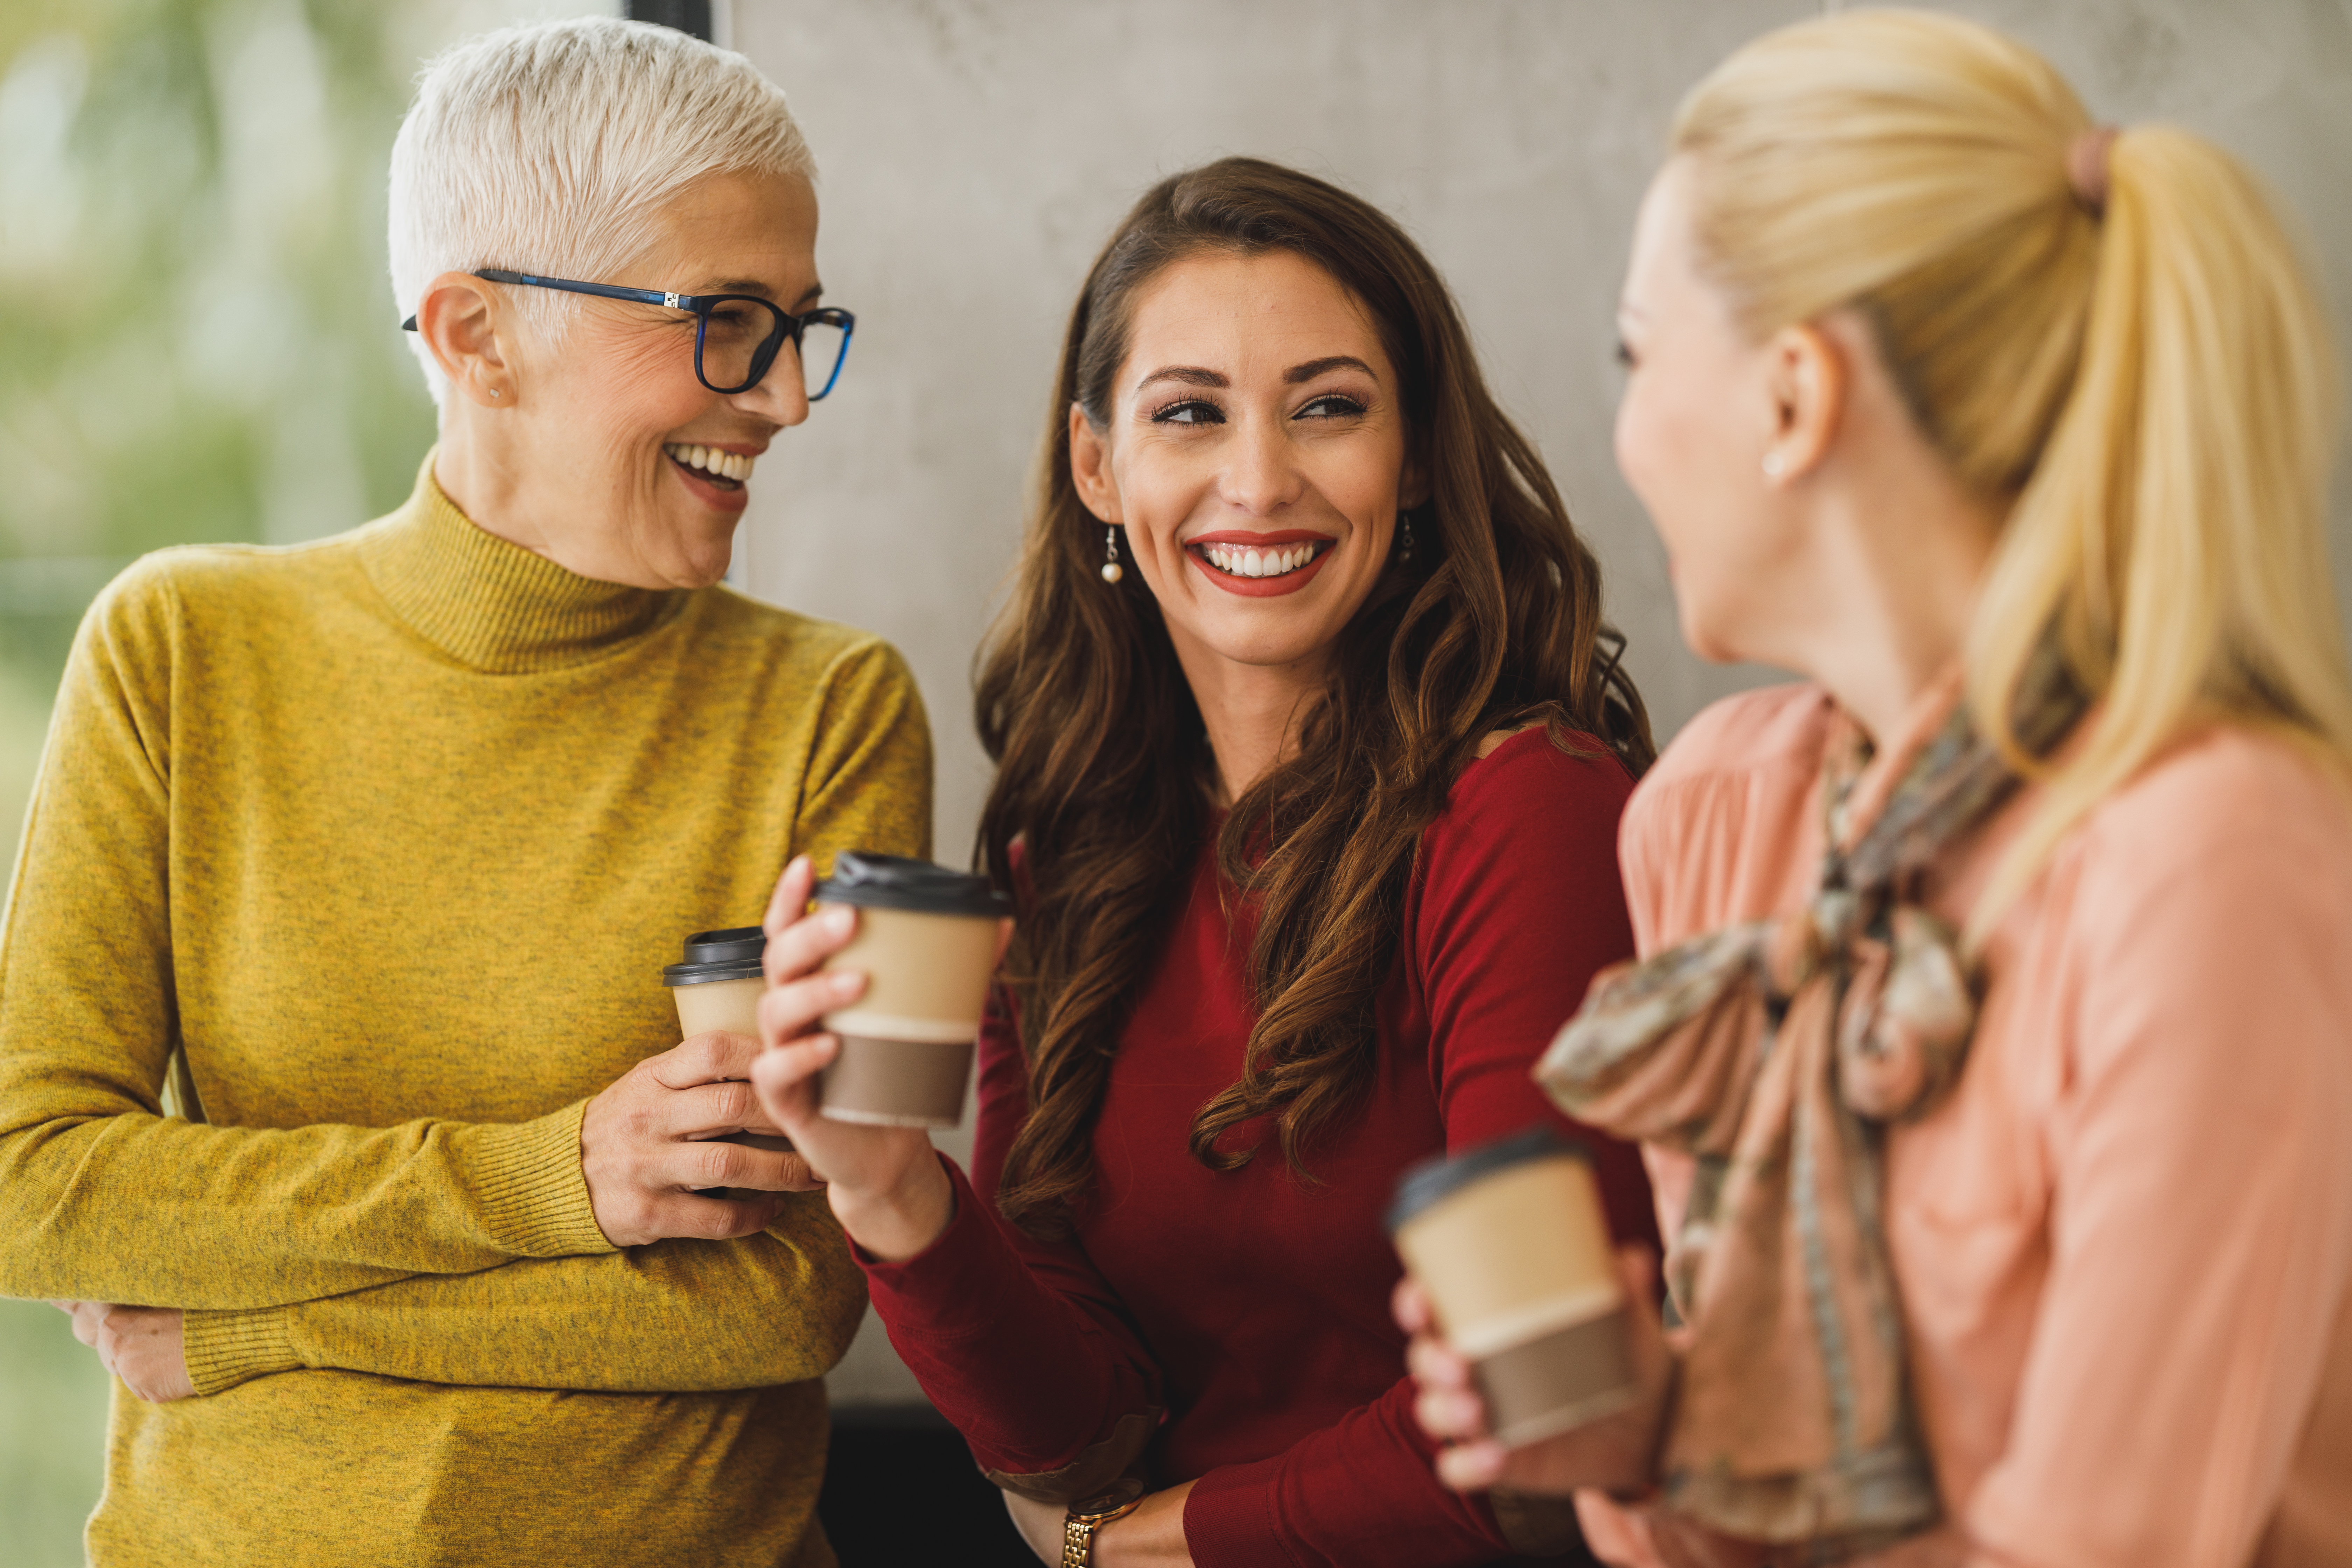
left=1100, top=525, right=1124, bottom=584
left=1399, top=513, right=1416, bottom=565
left=1762, top=450, right=1785, bottom=479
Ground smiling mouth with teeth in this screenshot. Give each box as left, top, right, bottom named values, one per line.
left=664, top=442, right=756, bottom=490
left=1193, top=539, right=1330, bottom=579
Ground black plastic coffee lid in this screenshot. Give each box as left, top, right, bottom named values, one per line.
left=662, top=926, right=766, bottom=987
left=1386, top=1124, right=1590, bottom=1233
left=812, top=851, right=1011, bottom=918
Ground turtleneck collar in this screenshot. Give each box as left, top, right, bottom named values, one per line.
left=359, top=451, right=685, bottom=674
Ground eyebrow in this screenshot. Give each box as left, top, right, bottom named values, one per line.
left=702, top=278, right=825, bottom=310
left=1134, top=365, right=1228, bottom=392
left=1134, top=355, right=1378, bottom=395
left=1284, top=355, right=1375, bottom=384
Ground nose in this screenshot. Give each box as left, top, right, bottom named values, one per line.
left=730, top=342, right=811, bottom=427
left=1218, top=414, right=1304, bottom=518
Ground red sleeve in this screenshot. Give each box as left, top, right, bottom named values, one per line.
left=1183, top=729, right=1655, bottom=1566
left=1416, top=731, right=1656, bottom=1248
left=858, top=983, right=1163, bottom=1477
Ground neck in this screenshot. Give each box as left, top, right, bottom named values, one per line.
left=1169, top=634, right=1334, bottom=807
left=434, top=408, right=654, bottom=587
left=433, top=410, right=539, bottom=554
left=1804, top=528, right=1986, bottom=743
left=1769, top=467, right=2003, bottom=747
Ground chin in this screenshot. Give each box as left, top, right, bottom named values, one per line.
left=1199, top=624, right=1338, bottom=670
left=665, top=528, right=739, bottom=590
left=1675, top=602, right=1747, bottom=666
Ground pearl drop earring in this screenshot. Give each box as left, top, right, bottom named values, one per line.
left=1101, top=525, right=1124, bottom=584
left=1400, top=514, right=1416, bottom=564
left=1762, top=450, right=1786, bottom=479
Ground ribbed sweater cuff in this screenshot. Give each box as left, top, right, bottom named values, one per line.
left=183, top=1306, right=299, bottom=1396
left=465, top=1099, right=615, bottom=1257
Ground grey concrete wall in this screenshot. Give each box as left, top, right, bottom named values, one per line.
left=729, top=0, right=2352, bottom=1405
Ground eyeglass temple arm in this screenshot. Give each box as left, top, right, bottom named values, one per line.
left=400, top=270, right=686, bottom=332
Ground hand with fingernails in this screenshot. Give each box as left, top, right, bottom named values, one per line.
left=748, top=855, right=1007, bottom=1263
left=576, top=1009, right=827, bottom=1250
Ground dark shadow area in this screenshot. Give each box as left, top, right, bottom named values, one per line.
left=819, top=1404, right=1038, bottom=1567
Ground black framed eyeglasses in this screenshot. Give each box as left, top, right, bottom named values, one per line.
left=401, top=269, right=854, bottom=400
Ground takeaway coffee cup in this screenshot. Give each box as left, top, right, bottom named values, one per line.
left=1388, top=1126, right=1640, bottom=1448
left=663, top=926, right=768, bottom=1039
left=811, top=852, right=1010, bottom=1129
left=661, top=927, right=793, bottom=1168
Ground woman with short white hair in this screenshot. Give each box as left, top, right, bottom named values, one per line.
left=0, top=18, right=924, bottom=1566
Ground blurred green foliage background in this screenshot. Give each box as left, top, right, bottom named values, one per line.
left=0, top=2, right=603, bottom=1560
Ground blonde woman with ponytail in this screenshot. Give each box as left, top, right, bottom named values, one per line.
left=1400, top=11, right=2352, bottom=1566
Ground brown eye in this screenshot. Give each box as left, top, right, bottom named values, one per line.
left=704, top=305, right=760, bottom=345
left=1295, top=394, right=1366, bottom=420
left=1153, top=400, right=1223, bottom=425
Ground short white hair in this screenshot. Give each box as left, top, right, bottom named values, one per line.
left=388, top=18, right=816, bottom=406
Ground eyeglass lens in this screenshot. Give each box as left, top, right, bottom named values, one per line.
left=699, top=303, right=847, bottom=398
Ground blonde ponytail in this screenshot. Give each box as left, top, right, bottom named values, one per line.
left=1672, top=9, right=2352, bottom=933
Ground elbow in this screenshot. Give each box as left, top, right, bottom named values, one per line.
left=0, top=1119, right=84, bottom=1298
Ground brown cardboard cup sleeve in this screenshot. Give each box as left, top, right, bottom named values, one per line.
left=809, top=852, right=1011, bottom=1130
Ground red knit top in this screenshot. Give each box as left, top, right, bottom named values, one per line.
left=860, top=730, right=1658, bottom=1567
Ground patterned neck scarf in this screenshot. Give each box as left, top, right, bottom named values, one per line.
left=1535, top=646, right=2083, bottom=1559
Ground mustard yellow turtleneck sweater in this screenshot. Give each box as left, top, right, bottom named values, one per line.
left=0, top=459, right=931, bottom=1567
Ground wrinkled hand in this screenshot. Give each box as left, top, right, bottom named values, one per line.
left=580, top=1027, right=824, bottom=1248
left=52, top=1302, right=194, bottom=1403
left=748, top=855, right=1008, bottom=1263
left=1397, top=1246, right=1674, bottom=1497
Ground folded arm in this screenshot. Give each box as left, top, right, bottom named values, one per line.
left=0, top=571, right=617, bottom=1306
left=180, top=1188, right=867, bottom=1394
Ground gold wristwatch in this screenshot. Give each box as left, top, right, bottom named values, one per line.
left=1060, top=1477, right=1145, bottom=1567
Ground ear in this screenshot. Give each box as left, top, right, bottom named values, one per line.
left=1068, top=402, right=1120, bottom=523
left=1759, top=321, right=1848, bottom=486
left=414, top=271, right=517, bottom=409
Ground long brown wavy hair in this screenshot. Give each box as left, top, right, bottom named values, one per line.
left=975, top=157, right=1652, bottom=1238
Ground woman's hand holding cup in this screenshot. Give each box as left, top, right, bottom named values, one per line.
left=1396, top=1245, right=1674, bottom=1497
left=1403, top=1273, right=1784, bottom=1568
left=749, top=855, right=958, bottom=1262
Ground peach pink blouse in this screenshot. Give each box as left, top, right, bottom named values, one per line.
left=1580, top=684, right=2352, bottom=1568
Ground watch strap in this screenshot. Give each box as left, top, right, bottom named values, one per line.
left=1060, top=1478, right=1146, bottom=1568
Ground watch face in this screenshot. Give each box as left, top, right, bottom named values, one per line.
left=1071, top=1478, right=1144, bottom=1516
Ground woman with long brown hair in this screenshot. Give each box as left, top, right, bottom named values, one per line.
left=752, top=156, right=1657, bottom=1566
